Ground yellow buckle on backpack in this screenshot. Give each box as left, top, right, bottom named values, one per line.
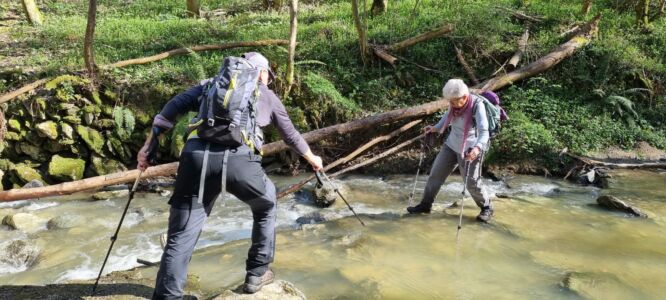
left=223, top=73, right=238, bottom=107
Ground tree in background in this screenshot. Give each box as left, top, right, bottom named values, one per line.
left=582, top=0, right=593, bottom=15
left=263, top=0, right=284, bottom=10
left=285, top=0, right=298, bottom=97
left=186, top=0, right=200, bottom=18
left=84, top=0, right=97, bottom=83
left=372, top=0, right=387, bottom=15
left=635, top=0, right=650, bottom=27
left=21, top=0, right=43, bottom=26
left=351, top=0, right=370, bottom=64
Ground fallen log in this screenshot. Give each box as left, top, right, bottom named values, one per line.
left=262, top=98, right=448, bottom=155
left=372, top=46, right=398, bottom=66
left=454, top=44, right=479, bottom=85
left=277, top=119, right=422, bottom=199
left=372, top=24, right=454, bottom=65
left=331, top=133, right=424, bottom=177
left=0, top=40, right=289, bottom=104
left=388, top=24, right=454, bottom=52
left=0, top=163, right=178, bottom=202
left=496, top=6, right=544, bottom=23
left=507, top=28, right=529, bottom=70
left=478, top=14, right=600, bottom=91
left=564, top=152, right=666, bottom=169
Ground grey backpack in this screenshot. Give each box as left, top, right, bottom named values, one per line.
left=194, top=56, right=264, bottom=153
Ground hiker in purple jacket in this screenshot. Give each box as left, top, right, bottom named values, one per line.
left=407, top=79, right=494, bottom=222
left=137, top=52, right=323, bottom=298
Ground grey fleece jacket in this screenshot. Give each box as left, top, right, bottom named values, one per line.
left=433, top=94, right=490, bottom=154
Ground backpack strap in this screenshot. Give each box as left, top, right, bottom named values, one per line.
left=197, top=142, right=211, bottom=204
left=214, top=150, right=230, bottom=207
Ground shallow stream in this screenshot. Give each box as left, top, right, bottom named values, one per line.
left=1, top=170, right=665, bottom=299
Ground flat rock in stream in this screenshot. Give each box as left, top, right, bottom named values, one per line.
left=211, top=280, right=306, bottom=300
left=2, top=213, right=45, bottom=232
left=596, top=195, right=648, bottom=218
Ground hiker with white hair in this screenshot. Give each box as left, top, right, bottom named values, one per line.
left=407, top=78, right=495, bottom=222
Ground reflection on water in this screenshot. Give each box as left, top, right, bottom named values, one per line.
left=1, top=170, right=665, bottom=299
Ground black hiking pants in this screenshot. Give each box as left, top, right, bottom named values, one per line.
left=152, top=139, right=276, bottom=300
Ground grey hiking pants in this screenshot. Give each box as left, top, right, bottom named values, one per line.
left=152, top=140, right=277, bottom=300
left=421, top=145, right=490, bottom=209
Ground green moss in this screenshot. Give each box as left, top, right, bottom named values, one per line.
left=36, top=121, right=59, bottom=140
left=11, top=163, right=44, bottom=185
left=44, top=75, right=89, bottom=90
left=96, top=119, right=116, bottom=129
left=135, top=110, right=153, bottom=126
left=7, top=119, right=21, bottom=131
left=82, top=105, right=101, bottom=114
left=48, top=155, right=85, bottom=181
left=90, top=154, right=127, bottom=175
left=60, top=122, right=74, bottom=140
left=91, top=90, right=102, bottom=105
left=101, top=105, right=114, bottom=117
left=76, top=125, right=105, bottom=155
left=0, top=159, right=14, bottom=172
left=4, top=132, right=20, bottom=141
left=63, top=115, right=81, bottom=125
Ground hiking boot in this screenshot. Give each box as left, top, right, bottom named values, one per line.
left=476, top=207, right=494, bottom=223
left=243, top=269, right=274, bottom=294
left=407, top=203, right=432, bottom=214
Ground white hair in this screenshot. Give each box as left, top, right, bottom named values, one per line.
left=442, top=79, right=469, bottom=99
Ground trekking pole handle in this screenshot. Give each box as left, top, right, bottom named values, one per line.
left=146, top=127, right=163, bottom=166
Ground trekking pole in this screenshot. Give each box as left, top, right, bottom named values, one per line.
left=455, top=160, right=471, bottom=243
left=315, top=171, right=366, bottom=226
left=408, top=142, right=426, bottom=207
left=92, top=127, right=160, bottom=295
left=91, top=169, right=144, bottom=295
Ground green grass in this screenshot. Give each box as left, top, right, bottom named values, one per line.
left=2, top=0, right=666, bottom=164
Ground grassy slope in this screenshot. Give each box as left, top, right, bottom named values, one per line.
left=1, top=0, right=665, bottom=170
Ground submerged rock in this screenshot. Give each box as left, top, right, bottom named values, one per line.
left=596, top=195, right=648, bottom=218
left=561, top=272, right=646, bottom=299
left=211, top=280, right=306, bottom=300
left=296, top=211, right=341, bottom=225
left=47, top=215, right=84, bottom=230
left=2, top=213, right=44, bottom=232
left=92, top=189, right=130, bottom=200
left=312, top=179, right=348, bottom=207
left=0, top=240, right=40, bottom=269
left=48, top=155, right=85, bottom=181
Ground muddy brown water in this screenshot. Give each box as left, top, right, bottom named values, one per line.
left=1, top=170, right=665, bottom=299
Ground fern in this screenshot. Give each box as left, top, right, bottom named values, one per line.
left=606, top=95, right=638, bottom=122
left=112, top=106, right=135, bottom=139
left=123, top=108, right=135, bottom=134
left=113, top=106, right=124, bottom=130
